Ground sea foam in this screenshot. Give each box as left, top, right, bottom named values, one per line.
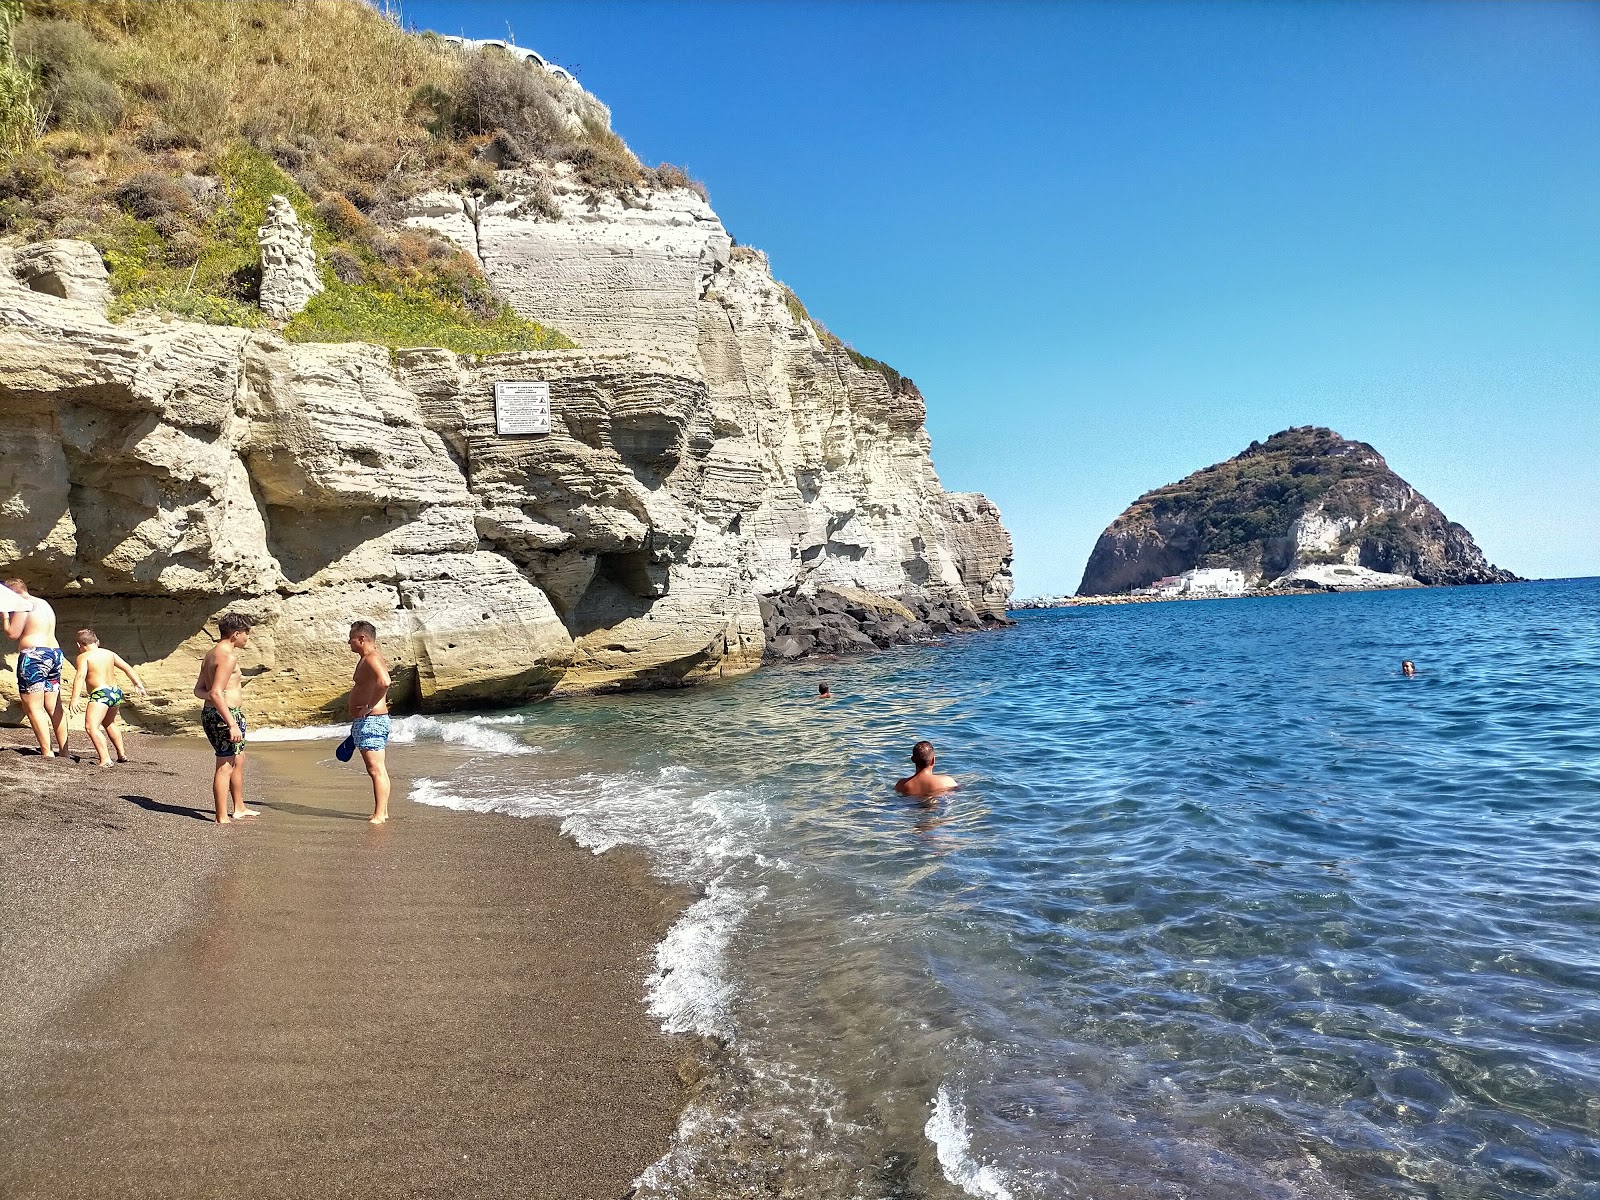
left=926, top=1085, right=1015, bottom=1200
left=248, top=714, right=534, bottom=755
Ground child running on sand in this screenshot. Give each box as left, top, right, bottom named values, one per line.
left=68, top=629, right=146, bottom=768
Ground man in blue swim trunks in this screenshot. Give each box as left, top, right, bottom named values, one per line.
left=4, top=578, right=68, bottom=758
left=347, top=621, right=393, bottom=824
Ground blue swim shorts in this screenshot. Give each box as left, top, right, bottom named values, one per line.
left=17, top=647, right=63, bottom=695
left=352, top=714, right=391, bottom=752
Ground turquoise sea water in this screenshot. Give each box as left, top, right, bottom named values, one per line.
left=409, top=579, right=1600, bottom=1199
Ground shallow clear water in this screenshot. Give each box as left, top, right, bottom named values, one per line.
left=410, top=579, right=1600, bottom=1199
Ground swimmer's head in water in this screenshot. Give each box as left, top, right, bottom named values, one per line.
left=1402, top=659, right=1416, bottom=676
left=911, top=740, right=935, bottom=769
left=818, top=682, right=830, bottom=696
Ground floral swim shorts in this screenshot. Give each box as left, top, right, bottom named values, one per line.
left=17, top=647, right=63, bottom=695
left=202, top=704, right=246, bottom=758
left=88, top=685, right=124, bottom=708
left=351, top=714, right=391, bottom=752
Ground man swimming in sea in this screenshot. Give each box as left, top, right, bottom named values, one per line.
left=347, top=621, right=393, bottom=824
left=68, top=628, right=146, bottom=768
left=1401, top=660, right=1416, bottom=678
left=818, top=682, right=831, bottom=698
left=4, top=577, right=67, bottom=758
left=193, top=613, right=259, bottom=823
left=895, top=740, right=959, bottom=799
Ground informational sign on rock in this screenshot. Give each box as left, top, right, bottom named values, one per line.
left=494, top=381, right=552, bottom=435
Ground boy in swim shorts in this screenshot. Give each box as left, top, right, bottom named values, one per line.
left=68, top=629, right=148, bottom=767
left=347, top=621, right=393, bottom=824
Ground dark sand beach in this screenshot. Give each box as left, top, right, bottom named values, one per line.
left=0, top=728, right=691, bottom=1199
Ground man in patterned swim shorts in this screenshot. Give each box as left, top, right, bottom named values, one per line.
left=347, top=621, right=393, bottom=824
left=4, top=577, right=68, bottom=758
left=192, top=613, right=259, bottom=824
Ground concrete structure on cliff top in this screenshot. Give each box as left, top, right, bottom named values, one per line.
left=0, top=145, right=1012, bottom=727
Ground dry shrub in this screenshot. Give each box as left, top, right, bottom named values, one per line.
left=443, top=50, right=570, bottom=152
left=14, top=15, right=123, bottom=131
left=649, top=162, right=709, bottom=203
left=113, top=168, right=190, bottom=219
left=314, top=192, right=368, bottom=239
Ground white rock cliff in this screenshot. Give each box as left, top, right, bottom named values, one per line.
left=1, top=177, right=1011, bottom=729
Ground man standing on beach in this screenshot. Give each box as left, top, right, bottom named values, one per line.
left=347, top=621, right=392, bottom=824
left=193, top=613, right=259, bottom=824
left=3, top=578, right=68, bottom=758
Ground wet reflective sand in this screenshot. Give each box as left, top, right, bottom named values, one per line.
left=0, top=741, right=690, bottom=1200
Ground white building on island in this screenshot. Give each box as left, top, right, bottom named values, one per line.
left=1135, top=567, right=1250, bottom=598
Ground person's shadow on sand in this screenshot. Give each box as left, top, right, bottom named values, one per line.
left=121, top=794, right=213, bottom=822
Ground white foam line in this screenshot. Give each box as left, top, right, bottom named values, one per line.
left=926, top=1085, right=1015, bottom=1200
left=251, top=715, right=536, bottom=755
left=645, top=879, right=756, bottom=1041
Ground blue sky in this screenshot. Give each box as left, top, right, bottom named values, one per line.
left=404, top=1, right=1599, bottom=593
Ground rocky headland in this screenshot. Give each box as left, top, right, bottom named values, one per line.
left=1077, top=426, right=1517, bottom=597
left=0, top=4, right=1012, bottom=730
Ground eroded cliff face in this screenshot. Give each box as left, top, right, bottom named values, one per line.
left=1077, top=427, right=1515, bottom=596
left=0, top=212, right=1012, bottom=728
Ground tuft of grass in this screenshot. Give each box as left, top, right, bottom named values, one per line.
left=777, top=282, right=914, bottom=395
left=286, top=282, right=572, bottom=355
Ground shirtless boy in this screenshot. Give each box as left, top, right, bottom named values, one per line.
left=193, top=613, right=259, bottom=824
left=4, top=578, right=67, bottom=758
left=68, top=629, right=146, bottom=767
left=894, top=740, right=960, bottom=800
left=347, top=621, right=393, bottom=824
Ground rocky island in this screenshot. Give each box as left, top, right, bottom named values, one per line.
left=0, top=3, right=1012, bottom=730
left=1075, top=426, right=1517, bottom=598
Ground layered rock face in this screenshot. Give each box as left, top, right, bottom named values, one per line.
left=1, top=210, right=1011, bottom=727
left=1079, top=427, right=1515, bottom=595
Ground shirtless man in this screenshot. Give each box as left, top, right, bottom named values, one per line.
left=193, top=613, right=259, bottom=823
left=347, top=621, right=393, bottom=824
left=3, top=578, right=67, bottom=758
left=68, top=628, right=146, bottom=767
left=894, top=740, right=959, bottom=800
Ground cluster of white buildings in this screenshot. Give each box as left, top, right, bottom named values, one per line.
left=1134, top=567, right=1250, bottom=598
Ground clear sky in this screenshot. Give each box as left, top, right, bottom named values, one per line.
left=403, top=0, right=1599, bottom=593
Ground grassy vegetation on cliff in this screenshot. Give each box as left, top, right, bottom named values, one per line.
left=0, top=0, right=718, bottom=348
left=777, top=281, right=914, bottom=396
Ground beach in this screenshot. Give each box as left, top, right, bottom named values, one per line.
left=0, top=728, right=691, bottom=1200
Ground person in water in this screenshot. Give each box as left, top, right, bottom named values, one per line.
left=193, top=613, right=259, bottom=823
left=818, top=682, right=831, bottom=698
left=68, top=628, right=146, bottom=768
left=347, top=620, right=393, bottom=824
left=1401, top=660, right=1416, bottom=678
left=895, top=740, right=959, bottom=799
left=4, top=577, right=67, bottom=758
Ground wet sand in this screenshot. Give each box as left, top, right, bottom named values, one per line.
left=0, top=731, right=691, bottom=1199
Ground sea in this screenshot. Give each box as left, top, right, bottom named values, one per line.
left=275, top=578, right=1600, bottom=1199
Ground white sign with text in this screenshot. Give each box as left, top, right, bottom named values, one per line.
left=494, top=381, right=552, bottom=435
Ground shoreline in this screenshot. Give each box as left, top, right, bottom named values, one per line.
left=0, top=727, right=693, bottom=1199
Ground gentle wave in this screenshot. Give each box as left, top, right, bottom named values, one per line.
left=251, top=714, right=536, bottom=755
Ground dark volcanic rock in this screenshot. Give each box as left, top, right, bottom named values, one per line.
left=1078, top=426, right=1518, bottom=596
left=760, top=584, right=998, bottom=660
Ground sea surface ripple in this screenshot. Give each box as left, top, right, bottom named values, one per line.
left=411, top=579, right=1600, bottom=1200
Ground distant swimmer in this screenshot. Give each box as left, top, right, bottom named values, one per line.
left=1401, top=660, right=1416, bottom=678
left=194, top=613, right=259, bottom=823
left=68, top=628, right=146, bottom=768
left=818, top=682, right=831, bottom=698
left=4, top=577, right=67, bottom=758
left=895, top=740, right=959, bottom=799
